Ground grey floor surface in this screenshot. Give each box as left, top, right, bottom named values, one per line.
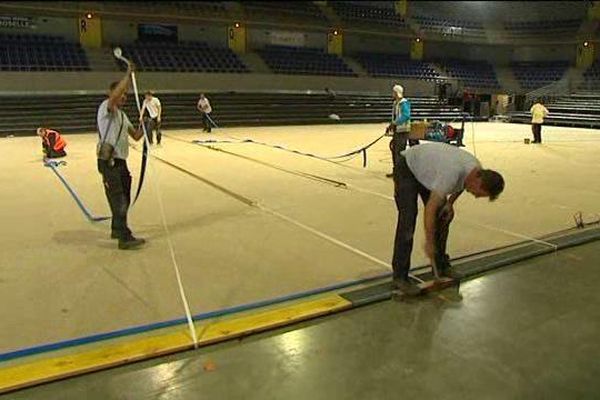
left=4, top=241, right=600, bottom=400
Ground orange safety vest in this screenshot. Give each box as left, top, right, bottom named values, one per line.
left=43, top=129, right=66, bottom=151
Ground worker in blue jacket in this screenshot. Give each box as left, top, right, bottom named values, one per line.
left=386, top=84, right=419, bottom=178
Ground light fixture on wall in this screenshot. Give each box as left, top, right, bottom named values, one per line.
left=415, top=37, right=421, bottom=43
left=583, top=41, right=590, bottom=48
left=333, top=29, right=339, bottom=36
left=234, top=22, right=241, bottom=28
left=86, top=13, right=93, bottom=19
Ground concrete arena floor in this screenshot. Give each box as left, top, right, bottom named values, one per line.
left=0, top=122, right=598, bottom=355
left=5, top=240, right=600, bottom=400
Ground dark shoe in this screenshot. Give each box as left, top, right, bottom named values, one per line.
left=393, top=279, right=421, bottom=297
left=386, top=173, right=394, bottom=178
left=118, top=236, right=146, bottom=250
left=111, top=231, right=119, bottom=240
left=436, top=254, right=453, bottom=277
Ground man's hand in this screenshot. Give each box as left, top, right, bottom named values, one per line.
left=386, top=123, right=395, bottom=134
left=157, top=117, right=161, bottom=124
left=127, top=62, right=135, bottom=74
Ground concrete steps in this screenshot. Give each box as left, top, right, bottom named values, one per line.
left=0, top=92, right=459, bottom=136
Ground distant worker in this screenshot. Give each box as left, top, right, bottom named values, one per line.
left=386, top=84, right=418, bottom=178
left=37, top=127, right=67, bottom=159
left=391, top=143, right=504, bottom=296
left=140, top=91, right=162, bottom=146
left=530, top=99, right=549, bottom=144
left=197, top=93, right=213, bottom=133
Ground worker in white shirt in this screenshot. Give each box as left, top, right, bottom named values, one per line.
left=97, top=65, right=145, bottom=250
left=197, top=93, right=213, bottom=133
left=140, top=91, right=162, bottom=145
left=530, top=99, right=549, bottom=144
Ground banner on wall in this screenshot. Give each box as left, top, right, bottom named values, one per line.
left=138, top=24, right=178, bottom=42
left=268, top=30, right=306, bottom=47
left=0, top=16, right=36, bottom=29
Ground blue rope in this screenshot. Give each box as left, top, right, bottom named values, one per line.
left=192, top=134, right=387, bottom=167
left=44, top=160, right=110, bottom=223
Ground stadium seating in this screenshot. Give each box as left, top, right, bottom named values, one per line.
left=353, top=52, right=440, bottom=81
left=581, top=60, right=600, bottom=90
left=257, top=45, right=356, bottom=77
left=511, top=61, right=569, bottom=90
left=242, top=1, right=329, bottom=24
left=330, top=1, right=408, bottom=29
left=509, top=93, right=600, bottom=128
left=0, top=33, right=89, bottom=71
left=169, top=1, right=229, bottom=17
left=102, top=1, right=231, bottom=18
left=0, top=92, right=464, bottom=136
left=504, top=19, right=582, bottom=37
left=116, top=41, right=249, bottom=73
left=412, top=16, right=485, bottom=38
left=435, top=58, right=500, bottom=89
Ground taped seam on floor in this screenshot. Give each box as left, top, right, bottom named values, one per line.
left=0, top=295, right=351, bottom=394
left=148, top=152, right=397, bottom=274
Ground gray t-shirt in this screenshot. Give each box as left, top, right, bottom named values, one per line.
left=97, top=98, right=133, bottom=160
left=403, top=142, right=481, bottom=196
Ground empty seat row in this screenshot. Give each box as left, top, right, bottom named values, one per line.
left=0, top=33, right=89, bottom=71
left=257, top=45, right=355, bottom=77
left=437, top=59, right=500, bottom=89
left=511, top=61, right=568, bottom=90
left=117, top=41, right=248, bottom=73
left=353, top=52, right=440, bottom=80
left=331, top=1, right=407, bottom=28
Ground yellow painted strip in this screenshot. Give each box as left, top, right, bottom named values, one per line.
left=199, top=294, right=351, bottom=342
left=0, top=295, right=351, bottom=394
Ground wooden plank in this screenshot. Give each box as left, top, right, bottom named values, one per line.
left=0, top=295, right=352, bottom=394
left=418, top=277, right=458, bottom=293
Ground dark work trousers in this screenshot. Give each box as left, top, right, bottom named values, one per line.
left=392, top=155, right=451, bottom=281
left=531, top=123, right=542, bottom=143
left=390, top=132, right=419, bottom=172
left=44, top=147, right=66, bottom=158
left=144, top=117, right=162, bottom=144
left=202, top=113, right=212, bottom=133
left=98, top=158, right=132, bottom=240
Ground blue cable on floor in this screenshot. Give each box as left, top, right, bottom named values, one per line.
left=44, top=160, right=110, bottom=223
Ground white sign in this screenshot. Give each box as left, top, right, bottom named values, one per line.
left=268, top=30, right=306, bottom=47
left=0, top=16, right=36, bottom=29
